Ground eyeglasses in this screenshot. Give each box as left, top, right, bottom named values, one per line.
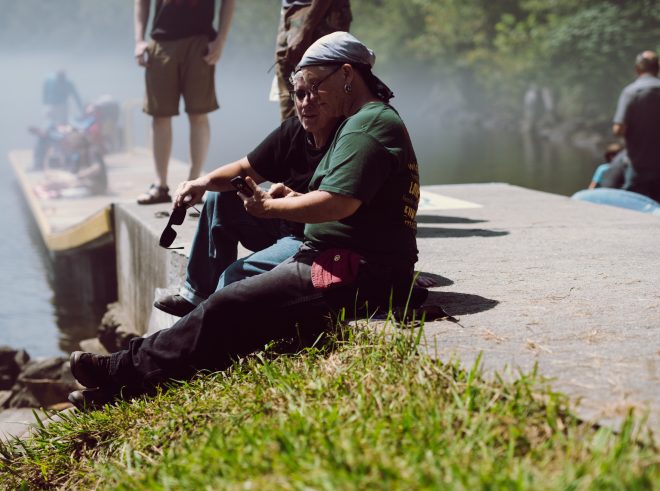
left=159, top=205, right=200, bottom=249
left=290, top=65, right=342, bottom=102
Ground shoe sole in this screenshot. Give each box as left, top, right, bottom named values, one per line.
left=68, top=390, right=88, bottom=411
left=153, top=299, right=195, bottom=317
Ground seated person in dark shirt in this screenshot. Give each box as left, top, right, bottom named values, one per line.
left=589, top=142, right=627, bottom=190
left=154, top=71, right=342, bottom=317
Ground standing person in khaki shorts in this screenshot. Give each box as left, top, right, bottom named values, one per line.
left=134, top=0, right=235, bottom=204
left=275, top=0, right=351, bottom=121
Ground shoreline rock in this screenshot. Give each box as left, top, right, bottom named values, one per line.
left=0, top=346, right=78, bottom=409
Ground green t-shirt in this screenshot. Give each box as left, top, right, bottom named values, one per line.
left=304, top=102, right=419, bottom=265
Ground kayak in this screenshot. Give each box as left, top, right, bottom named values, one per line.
left=571, top=188, right=660, bottom=215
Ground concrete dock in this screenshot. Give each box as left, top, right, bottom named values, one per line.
left=3, top=182, right=659, bottom=439
left=415, top=184, right=659, bottom=431
left=113, top=183, right=659, bottom=433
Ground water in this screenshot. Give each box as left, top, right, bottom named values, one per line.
left=0, top=53, right=599, bottom=357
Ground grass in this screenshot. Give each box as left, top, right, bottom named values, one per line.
left=0, top=319, right=657, bottom=490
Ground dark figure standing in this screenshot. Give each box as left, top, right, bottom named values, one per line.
left=612, top=51, right=660, bottom=202
left=43, top=70, right=84, bottom=125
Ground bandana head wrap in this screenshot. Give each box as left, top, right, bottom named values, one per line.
left=296, top=32, right=394, bottom=102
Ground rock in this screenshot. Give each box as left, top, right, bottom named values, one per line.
left=14, top=349, right=30, bottom=369
left=13, top=357, right=78, bottom=408
left=0, top=346, right=22, bottom=390
left=98, top=302, right=140, bottom=352
left=0, top=390, right=12, bottom=408
left=79, top=338, right=110, bottom=355
left=8, top=386, right=41, bottom=409
left=20, top=357, right=67, bottom=381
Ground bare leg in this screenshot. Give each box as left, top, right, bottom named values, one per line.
left=188, top=113, right=210, bottom=180
left=152, top=116, right=172, bottom=188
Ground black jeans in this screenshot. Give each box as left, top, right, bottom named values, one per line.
left=110, top=246, right=414, bottom=391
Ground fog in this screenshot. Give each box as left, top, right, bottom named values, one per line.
left=0, top=42, right=286, bottom=355
left=0, top=51, right=281, bottom=173
left=0, top=12, right=598, bottom=355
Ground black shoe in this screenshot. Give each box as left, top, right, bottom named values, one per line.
left=70, top=351, right=114, bottom=389
left=154, top=294, right=196, bottom=317
left=68, top=388, right=120, bottom=411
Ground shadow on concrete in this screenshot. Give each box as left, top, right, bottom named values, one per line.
left=416, top=227, right=509, bottom=239
left=416, top=271, right=454, bottom=287
left=417, top=215, right=487, bottom=224
left=424, top=290, right=499, bottom=316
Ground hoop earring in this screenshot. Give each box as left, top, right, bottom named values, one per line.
left=344, top=83, right=352, bottom=94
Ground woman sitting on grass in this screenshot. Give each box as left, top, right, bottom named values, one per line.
left=68, top=32, right=421, bottom=409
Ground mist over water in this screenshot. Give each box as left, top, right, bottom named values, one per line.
left=0, top=46, right=598, bottom=356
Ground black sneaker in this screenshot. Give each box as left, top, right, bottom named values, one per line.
left=70, top=351, right=114, bottom=389
left=154, top=294, right=196, bottom=317
left=68, top=388, right=120, bottom=411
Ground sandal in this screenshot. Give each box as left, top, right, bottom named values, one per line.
left=137, top=184, right=171, bottom=205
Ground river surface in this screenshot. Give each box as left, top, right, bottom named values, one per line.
left=0, top=53, right=599, bottom=357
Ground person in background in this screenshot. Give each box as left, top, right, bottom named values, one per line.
left=588, top=142, right=626, bottom=190
left=134, top=0, right=235, bottom=205
left=275, top=0, right=351, bottom=120
left=42, top=70, right=84, bottom=126
left=68, top=32, right=421, bottom=410
left=612, top=50, right=660, bottom=202
left=154, top=71, right=342, bottom=317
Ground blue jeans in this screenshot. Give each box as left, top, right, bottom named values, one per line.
left=181, top=191, right=302, bottom=304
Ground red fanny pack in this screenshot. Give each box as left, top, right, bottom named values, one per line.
left=311, top=248, right=363, bottom=290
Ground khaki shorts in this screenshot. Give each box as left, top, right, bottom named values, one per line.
left=143, top=34, right=219, bottom=117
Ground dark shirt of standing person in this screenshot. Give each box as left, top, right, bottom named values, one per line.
left=612, top=50, right=660, bottom=202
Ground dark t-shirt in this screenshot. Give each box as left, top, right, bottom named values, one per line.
left=247, top=116, right=334, bottom=237
left=43, top=75, right=77, bottom=105
left=305, top=102, right=419, bottom=266
left=613, top=74, right=660, bottom=175
left=151, top=0, right=217, bottom=41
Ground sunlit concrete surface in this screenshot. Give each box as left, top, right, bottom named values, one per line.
left=415, top=183, right=659, bottom=433
left=12, top=183, right=655, bottom=438
left=116, top=182, right=659, bottom=433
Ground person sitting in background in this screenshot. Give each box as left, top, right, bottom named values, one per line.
left=34, top=131, right=107, bottom=199
left=68, top=32, right=422, bottom=409
left=154, top=70, right=343, bottom=317
left=588, top=142, right=627, bottom=190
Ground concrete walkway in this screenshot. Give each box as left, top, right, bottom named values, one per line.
left=114, top=183, right=659, bottom=432
left=3, top=183, right=657, bottom=440
left=415, top=184, right=659, bottom=432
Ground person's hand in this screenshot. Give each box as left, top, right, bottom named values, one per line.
left=174, top=177, right=208, bottom=208
left=268, top=182, right=300, bottom=199
left=240, top=177, right=272, bottom=218
left=135, top=40, right=150, bottom=67
left=204, top=38, right=224, bottom=65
